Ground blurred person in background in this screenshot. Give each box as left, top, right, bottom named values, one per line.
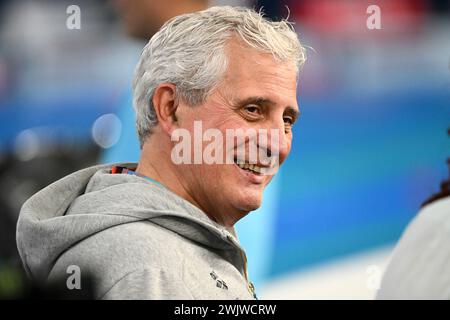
left=377, top=130, right=450, bottom=300
left=113, top=0, right=209, bottom=39
left=16, top=6, right=306, bottom=299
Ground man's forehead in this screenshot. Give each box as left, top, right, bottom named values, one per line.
left=218, top=38, right=299, bottom=109
left=224, top=37, right=297, bottom=73
left=222, top=51, right=297, bottom=92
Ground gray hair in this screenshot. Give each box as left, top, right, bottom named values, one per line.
left=133, top=6, right=307, bottom=147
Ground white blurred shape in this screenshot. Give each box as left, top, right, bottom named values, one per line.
left=260, top=245, right=393, bottom=300
left=14, top=129, right=40, bottom=161
left=377, top=197, right=450, bottom=300
left=91, top=113, right=122, bottom=149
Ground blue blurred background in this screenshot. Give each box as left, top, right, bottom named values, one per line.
left=0, top=0, right=448, bottom=299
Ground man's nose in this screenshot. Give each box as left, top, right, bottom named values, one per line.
left=269, top=128, right=289, bottom=160
left=258, top=125, right=289, bottom=164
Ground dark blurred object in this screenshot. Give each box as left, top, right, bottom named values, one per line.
left=0, top=144, right=99, bottom=260
left=0, top=142, right=100, bottom=300
left=430, top=0, right=450, bottom=14
left=255, top=0, right=287, bottom=21
left=0, top=142, right=99, bottom=299
left=422, top=128, right=450, bottom=207
left=0, top=262, right=96, bottom=299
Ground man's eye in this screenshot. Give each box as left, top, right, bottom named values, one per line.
left=244, top=104, right=261, bottom=114
left=283, top=116, right=293, bottom=125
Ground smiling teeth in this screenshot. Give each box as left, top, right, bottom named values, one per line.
left=236, top=162, right=263, bottom=174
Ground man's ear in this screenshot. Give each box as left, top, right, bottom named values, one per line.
left=152, top=83, right=179, bottom=135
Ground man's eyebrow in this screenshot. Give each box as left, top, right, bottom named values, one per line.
left=234, top=96, right=276, bottom=107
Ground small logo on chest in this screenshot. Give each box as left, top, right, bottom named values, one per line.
left=210, top=271, right=228, bottom=290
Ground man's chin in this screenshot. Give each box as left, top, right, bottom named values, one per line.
left=236, top=196, right=263, bottom=213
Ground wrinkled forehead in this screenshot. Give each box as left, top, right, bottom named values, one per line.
left=219, top=40, right=299, bottom=109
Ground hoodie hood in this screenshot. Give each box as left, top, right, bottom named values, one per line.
left=16, top=163, right=245, bottom=282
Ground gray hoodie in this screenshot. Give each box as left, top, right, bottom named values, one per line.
left=16, top=163, right=256, bottom=300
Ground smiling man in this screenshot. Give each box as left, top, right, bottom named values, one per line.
left=16, top=6, right=306, bottom=299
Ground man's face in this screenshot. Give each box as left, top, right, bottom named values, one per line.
left=174, top=39, right=299, bottom=226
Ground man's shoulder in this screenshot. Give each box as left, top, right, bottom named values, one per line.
left=48, top=220, right=189, bottom=297
left=67, top=220, right=183, bottom=265
left=52, top=221, right=184, bottom=275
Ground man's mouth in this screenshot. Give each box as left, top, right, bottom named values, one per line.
left=234, top=161, right=264, bottom=174
left=232, top=155, right=272, bottom=175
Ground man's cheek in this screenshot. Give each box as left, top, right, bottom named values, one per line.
left=280, top=140, right=293, bottom=163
